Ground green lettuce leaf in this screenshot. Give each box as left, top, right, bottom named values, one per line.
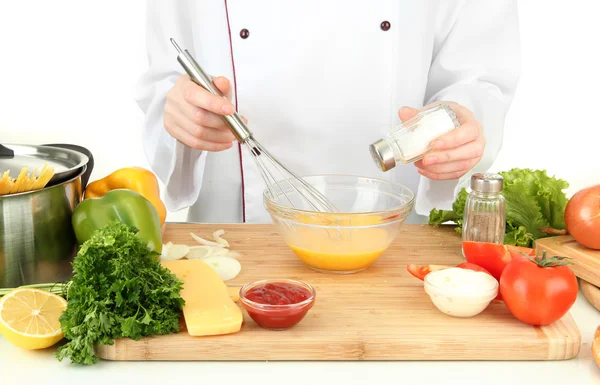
left=498, top=168, right=569, bottom=230
left=499, top=174, right=550, bottom=240
left=428, top=189, right=467, bottom=227
left=503, top=220, right=535, bottom=247
left=428, top=208, right=459, bottom=227
left=452, top=188, right=468, bottom=219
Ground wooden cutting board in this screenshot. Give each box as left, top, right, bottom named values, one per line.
left=535, top=235, right=600, bottom=288
left=581, top=279, right=600, bottom=312
left=95, top=224, right=581, bottom=361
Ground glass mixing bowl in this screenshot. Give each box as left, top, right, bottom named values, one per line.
left=263, top=174, right=415, bottom=274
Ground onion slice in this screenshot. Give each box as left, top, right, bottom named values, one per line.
left=161, top=244, right=190, bottom=261
left=190, top=232, right=223, bottom=248
left=202, top=256, right=242, bottom=281
left=187, top=245, right=238, bottom=259
left=213, top=229, right=230, bottom=247
left=185, top=246, right=213, bottom=260
left=163, top=230, right=241, bottom=265
left=226, top=251, right=241, bottom=259
left=161, top=242, right=174, bottom=257
left=211, top=247, right=229, bottom=257
left=161, top=244, right=170, bottom=256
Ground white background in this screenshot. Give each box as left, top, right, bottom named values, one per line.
left=2, top=3, right=600, bottom=384
left=1, top=1, right=599, bottom=222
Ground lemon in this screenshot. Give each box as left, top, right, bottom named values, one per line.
left=0, top=287, right=67, bottom=350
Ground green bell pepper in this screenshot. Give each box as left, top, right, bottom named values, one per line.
left=72, top=189, right=162, bottom=258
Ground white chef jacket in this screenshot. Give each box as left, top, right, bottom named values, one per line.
left=135, top=0, right=520, bottom=224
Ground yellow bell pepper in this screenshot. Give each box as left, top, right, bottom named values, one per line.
left=84, top=167, right=167, bottom=225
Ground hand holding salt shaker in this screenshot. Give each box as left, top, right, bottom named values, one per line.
left=369, top=103, right=460, bottom=171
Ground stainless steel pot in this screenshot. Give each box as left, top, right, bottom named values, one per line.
left=0, top=143, right=93, bottom=288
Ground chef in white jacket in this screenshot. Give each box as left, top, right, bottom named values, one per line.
left=135, top=0, right=520, bottom=224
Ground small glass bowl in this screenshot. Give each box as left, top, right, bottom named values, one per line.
left=239, top=279, right=316, bottom=330
left=263, top=174, right=415, bottom=274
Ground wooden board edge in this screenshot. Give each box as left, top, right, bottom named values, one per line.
left=535, top=239, right=600, bottom=288
left=540, top=312, right=582, bottom=360
left=94, top=344, right=114, bottom=360
left=93, top=349, right=582, bottom=362
left=93, top=312, right=583, bottom=362
left=581, top=279, right=600, bottom=312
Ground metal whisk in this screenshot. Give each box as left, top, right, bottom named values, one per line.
left=170, top=38, right=338, bottom=213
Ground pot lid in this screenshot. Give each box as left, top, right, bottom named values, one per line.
left=0, top=143, right=89, bottom=184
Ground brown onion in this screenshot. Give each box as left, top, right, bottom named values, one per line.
left=565, top=185, right=600, bottom=249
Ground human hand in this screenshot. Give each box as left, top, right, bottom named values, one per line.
left=398, top=102, right=485, bottom=180
left=164, top=74, right=244, bottom=151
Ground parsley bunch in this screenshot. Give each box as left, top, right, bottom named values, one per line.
left=56, top=221, right=185, bottom=365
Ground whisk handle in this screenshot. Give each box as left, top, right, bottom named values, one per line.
left=170, top=38, right=252, bottom=142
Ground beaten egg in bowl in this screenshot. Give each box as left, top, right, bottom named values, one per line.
left=264, top=175, right=414, bottom=274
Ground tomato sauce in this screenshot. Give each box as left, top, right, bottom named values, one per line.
left=240, top=280, right=315, bottom=330
left=244, top=283, right=311, bottom=305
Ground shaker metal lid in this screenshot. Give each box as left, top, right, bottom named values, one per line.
left=0, top=143, right=89, bottom=184
left=369, top=139, right=396, bottom=171
left=470, top=172, right=503, bottom=193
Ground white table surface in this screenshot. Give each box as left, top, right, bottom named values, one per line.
left=2, top=290, right=599, bottom=385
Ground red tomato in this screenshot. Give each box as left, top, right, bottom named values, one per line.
left=462, top=241, right=512, bottom=282
left=406, top=264, right=448, bottom=280
left=407, top=262, right=492, bottom=281
left=499, top=255, right=578, bottom=326
left=456, top=262, right=492, bottom=275
left=506, top=245, right=535, bottom=260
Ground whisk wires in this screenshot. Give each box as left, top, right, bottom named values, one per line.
left=243, top=137, right=339, bottom=213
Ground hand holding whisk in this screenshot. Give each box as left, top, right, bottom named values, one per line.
left=170, top=38, right=338, bottom=213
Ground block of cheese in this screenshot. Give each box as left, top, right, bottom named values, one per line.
left=227, top=286, right=241, bottom=302
left=161, top=259, right=243, bottom=336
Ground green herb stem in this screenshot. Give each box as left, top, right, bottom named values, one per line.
left=0, top=282, right=71, bottom=298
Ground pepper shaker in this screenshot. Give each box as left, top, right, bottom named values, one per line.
left=369, top=103, right=460, bottom=171
left=462, top=173, right=506, bottom=249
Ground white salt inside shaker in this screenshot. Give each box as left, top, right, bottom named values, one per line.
left=369, top=104, right=460, bottom=171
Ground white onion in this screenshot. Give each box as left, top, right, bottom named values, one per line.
left=213, top=229, right=230, bottom=247
left=160, top=244, right=189, bottom=261
left=202, top=256, right=242, bottom=281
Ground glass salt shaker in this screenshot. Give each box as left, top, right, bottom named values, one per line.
left=369, top=103, right=460, bottom=171
left=461, top=173, right=506, bottom=248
